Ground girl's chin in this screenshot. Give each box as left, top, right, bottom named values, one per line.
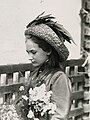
left=32, top=62, right=44, bottom=67
left=32, top=63, right=40, bottom=67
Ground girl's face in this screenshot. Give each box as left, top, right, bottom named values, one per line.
left=25, top=39, right=49, bottom=67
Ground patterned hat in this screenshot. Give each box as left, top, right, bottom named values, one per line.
left=24, top=13, right=74, bottom=62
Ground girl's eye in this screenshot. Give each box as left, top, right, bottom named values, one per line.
left=26, top=50, right=37, bottom=54
left=26, top=50, right=29, bottom=54
left=31, top=50, right=37, bottom=54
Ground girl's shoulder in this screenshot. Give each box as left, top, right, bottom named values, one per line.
left=45, top=68, right=68, bottom=85
left=50, top=68, right=72, bottom=92
left=51, top=68, right=66, bottom=78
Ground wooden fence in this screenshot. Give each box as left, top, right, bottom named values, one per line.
left=0, top=58, right=88, bottom=120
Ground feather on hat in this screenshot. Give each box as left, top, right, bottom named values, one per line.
left=25, top=12, right=74, bottom=62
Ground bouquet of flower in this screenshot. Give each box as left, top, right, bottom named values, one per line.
left=0, top=83, right=56, bottom=120
left=0, top=103, right=22, bottom=120
left=18, top=83, right=56, bottom=120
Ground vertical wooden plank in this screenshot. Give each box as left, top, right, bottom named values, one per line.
left=13, top=72, right=19, bottom=83
left=0, top=75, right=1, bottom=86
left=0, top=74, right=6, bottom=85
left=74, top=66, right=78, bottom=75
left=25, top=71, right=30, bottom=82
left=0, top=97, right=3, bottom=104
left=65, top=67, right=70, bottom=76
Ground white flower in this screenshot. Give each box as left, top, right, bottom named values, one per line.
left=48, top=103, right=56, bottom=110
left=48, top=103, right=56, bottom=114
left=38, top=103, right=43, bottom=107
left=42, top=105, right=49, bottom=113
left=41, top=96, right=48, bottom=104
left=47, top=91, right=53, bottom=98
left=27, top=110, right=34, bottom=118
left=27, top=83, right=56, bottom=119
left=34, top=118, right=39, bottom=120
left=49, top=109, right=55, bottom=114
left=22, top=95, right=28, bottom=101
left=0, top=104, right=20, bottom=120
left=29, top=84, right=47, bottom=101
left=7, top=110, right=12, bottom=116
left=41, top=112, right=44, bottom=116
left=19, top=86, right=25, bottom=91
left=29, top=88, right=34, bottom=95
left=42, top=103, right=56, bottom=115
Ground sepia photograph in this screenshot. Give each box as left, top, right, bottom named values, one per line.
left=0, top=0, right=90, bottom=120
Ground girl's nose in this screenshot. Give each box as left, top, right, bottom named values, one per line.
left=28, top=53, right=33, bottom=61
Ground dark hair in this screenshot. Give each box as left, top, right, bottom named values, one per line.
left=25, top=35, right=60, bottom=68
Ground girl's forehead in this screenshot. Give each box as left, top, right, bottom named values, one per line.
left=26, top=36, right=38, bottom=43
left=26, top=39, right=39, bottom=49
left=25, top=38, right=35, bottom=44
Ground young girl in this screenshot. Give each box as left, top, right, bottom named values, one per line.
left=18, top=13, right=73, bottom=120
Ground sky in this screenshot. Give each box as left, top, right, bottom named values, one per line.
left=0, top=0, right=81, bottom=64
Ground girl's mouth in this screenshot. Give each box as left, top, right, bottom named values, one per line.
left=31, top=60, right=36, bottom=64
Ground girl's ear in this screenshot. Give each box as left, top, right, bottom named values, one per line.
left=47, top=50, right=52, bottom=56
